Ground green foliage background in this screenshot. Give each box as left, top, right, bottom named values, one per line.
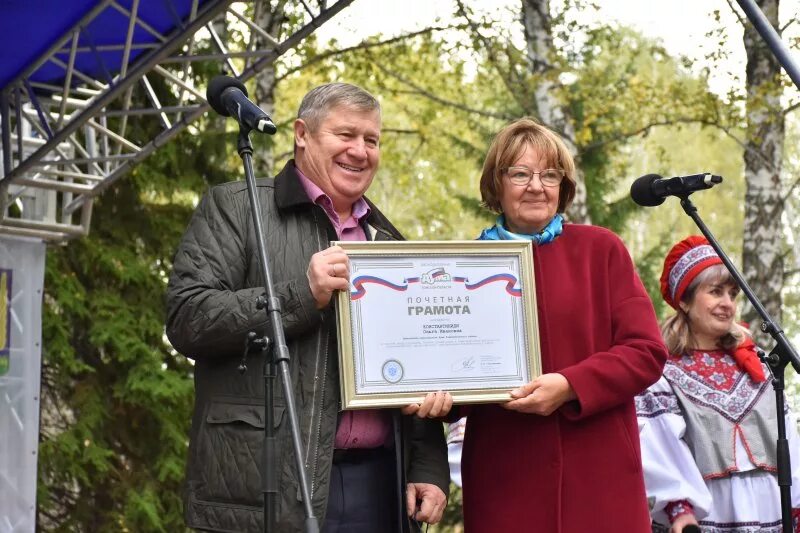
left=33, top=2, right=798, bottom=531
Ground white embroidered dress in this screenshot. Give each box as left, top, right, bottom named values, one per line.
left=636, top=350, right=800, bottom=532
left=446, top=417, right=467, bottom=488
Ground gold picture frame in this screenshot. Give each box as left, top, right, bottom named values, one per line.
left=334, top=240, right=541, bottom=409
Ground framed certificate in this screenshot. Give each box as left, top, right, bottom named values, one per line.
left=334, top=240, right=541, bottom=409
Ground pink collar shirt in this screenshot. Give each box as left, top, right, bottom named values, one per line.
left=296, top=169, right=390, bottom=449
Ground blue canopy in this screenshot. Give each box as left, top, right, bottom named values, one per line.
left=0, top=0, right=214, bottom=91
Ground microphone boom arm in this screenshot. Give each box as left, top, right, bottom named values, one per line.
left=678, top=195, right=800, bottom=372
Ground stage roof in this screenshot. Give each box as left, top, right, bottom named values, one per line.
left=0, top=0, right=353, bottom=241
left=0, top=0, right=216, bottom=92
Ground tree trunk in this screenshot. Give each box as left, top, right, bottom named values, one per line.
left=521, top=0, right=589, bottom=224
left=251, top=1, right=288, bottom=176
left=742, top=0, right=784, bottom=346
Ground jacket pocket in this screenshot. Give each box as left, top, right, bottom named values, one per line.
left=613, top=410, right=642, bottom=474
left=192, top=401, right=285, bottom=506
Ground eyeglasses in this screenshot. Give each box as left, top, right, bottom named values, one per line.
left=502, top=167, right=565, bottom=187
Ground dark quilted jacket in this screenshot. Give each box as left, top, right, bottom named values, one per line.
left=166, top=161, right=449, bottom=532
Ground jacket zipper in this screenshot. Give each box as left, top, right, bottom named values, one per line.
left=306, top=209, right=329, bottom=499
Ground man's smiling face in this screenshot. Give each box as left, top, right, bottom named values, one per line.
left=294, top=104, right=381, bottom=217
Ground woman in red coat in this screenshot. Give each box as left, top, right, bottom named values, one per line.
left=412, top=118, right=667, bottom=532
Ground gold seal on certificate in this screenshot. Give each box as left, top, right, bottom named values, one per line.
left=334, top=240, right=541, bottom=409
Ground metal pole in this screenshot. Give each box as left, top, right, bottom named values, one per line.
left=1, top=91, right=11, bottom=179
left=736, top=0, right=800, bottom=91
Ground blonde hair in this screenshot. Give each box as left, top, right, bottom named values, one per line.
left=479, top=118, right=576, bottom=214
left=661, top=264, right=749, bottom=354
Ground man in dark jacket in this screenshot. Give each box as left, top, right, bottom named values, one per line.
left=166, top=82, right=449, bottom=533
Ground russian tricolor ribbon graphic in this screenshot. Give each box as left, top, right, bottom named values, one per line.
left=463, top=273, right=521, bottom=296
left=350, top=273, right=521, bottom=300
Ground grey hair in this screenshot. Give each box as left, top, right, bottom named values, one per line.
left=297, top=82, right=381, bottom=131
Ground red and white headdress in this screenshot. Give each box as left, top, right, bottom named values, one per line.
left=659, top=236, right=764, bottom=382
left=659, top=235, right=722, bottom=309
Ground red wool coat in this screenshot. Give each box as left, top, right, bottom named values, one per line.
left=461, top=224, right=667, bottom=532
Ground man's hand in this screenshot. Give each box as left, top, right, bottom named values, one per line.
left=307, top=245, right=350, bottom=309
left=503, top=373, right=576, bottom=415
left=401, top=391, right=453, bottom=419
left=406, top=482, right=447, bottom=525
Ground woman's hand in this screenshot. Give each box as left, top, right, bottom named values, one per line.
left=402, top=391, right=453, bottom=419
left=670, top=512, right=699, bottom=533
left=503, top=373, right=576, bottom=415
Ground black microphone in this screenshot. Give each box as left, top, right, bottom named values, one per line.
left=682, top=525, right=701, bottom=533
left=630, top=172, right=723, bottom=207
left=206, top=75, right=277, bottom=134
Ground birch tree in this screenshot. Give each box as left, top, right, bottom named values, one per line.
left=251, top=0, right=289, bottom=175
left=521, top=0, right=589, bottom=223
left=741, top=0, right=786, bottom=345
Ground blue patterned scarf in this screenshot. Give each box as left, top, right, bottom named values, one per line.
left=478, top=213, right=563, bottom=244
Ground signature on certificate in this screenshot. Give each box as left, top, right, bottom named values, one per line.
left=451, top=356, right=476, bottom=373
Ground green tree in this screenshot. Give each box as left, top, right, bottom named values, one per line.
left=37, top=54, right=237, bottom=533
left=34, top=1, right=762, bottom=531
left=261, top=4, right=747, bottom=530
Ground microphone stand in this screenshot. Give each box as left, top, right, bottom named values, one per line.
left=235, top=125, right=319, bottom=533
left=678, top=194, right=800, bottom=533
left=705, top=5, right=800, bottom=530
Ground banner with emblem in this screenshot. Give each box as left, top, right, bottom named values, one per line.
left=0, top=236, right=46, bottom=532
left=335, top=240, right=540, bottom=409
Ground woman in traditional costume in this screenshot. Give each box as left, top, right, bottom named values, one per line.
left=637, top=235, right=800, bottom=532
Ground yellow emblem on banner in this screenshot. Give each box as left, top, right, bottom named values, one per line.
left=0, top=269, right=10, bottom=374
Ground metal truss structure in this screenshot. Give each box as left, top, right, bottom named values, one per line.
left=0, top=0, right=353, bottom=241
